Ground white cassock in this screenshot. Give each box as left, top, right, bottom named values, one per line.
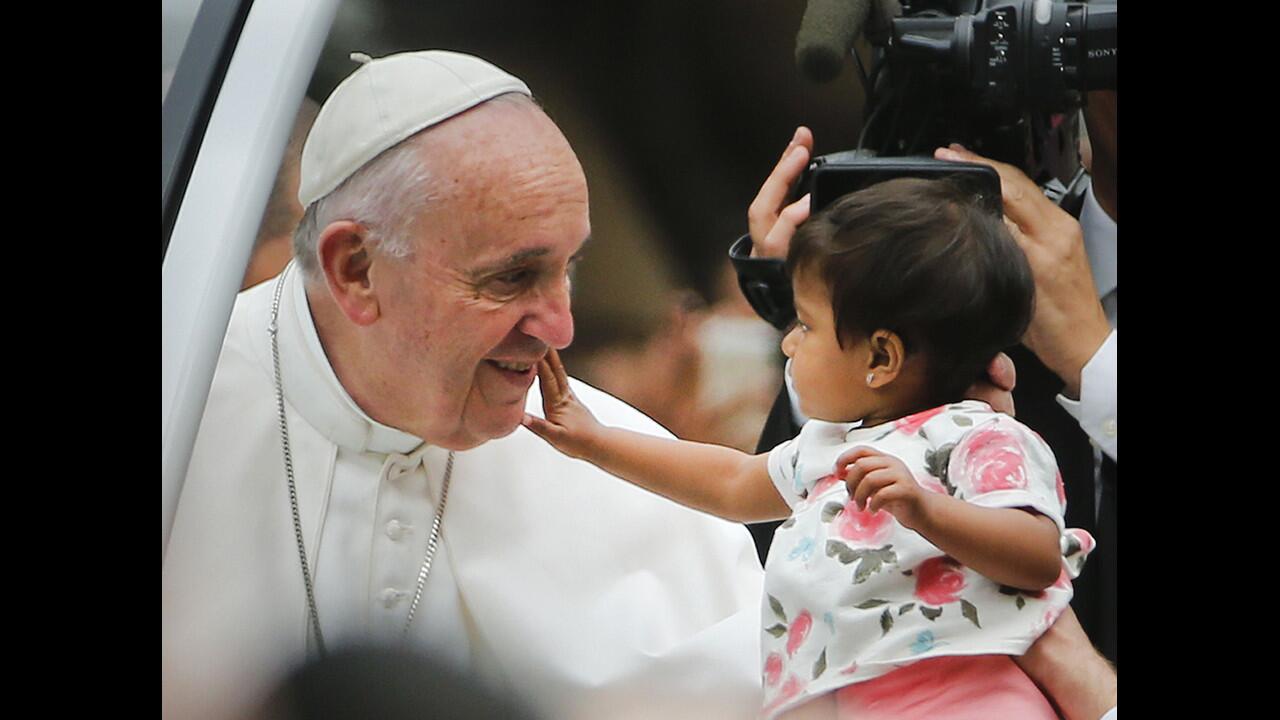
left=162, top=269, right=766, bottom=720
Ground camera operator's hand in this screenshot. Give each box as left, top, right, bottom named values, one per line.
left=934, top=144, right=1110, bottom=400
left=747, top=127, right=813, bottom=259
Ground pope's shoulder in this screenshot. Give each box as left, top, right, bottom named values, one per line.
left=205, top=279, right=281, bottom=402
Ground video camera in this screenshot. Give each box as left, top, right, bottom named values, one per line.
left=835, top=0, right=1117, bottom=164
left=732, top=0, right=1116, bottom=330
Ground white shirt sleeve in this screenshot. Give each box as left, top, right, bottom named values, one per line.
left=767, top=433, right=805, bottom=509
left=1055, top=329, right=1117, bottom=461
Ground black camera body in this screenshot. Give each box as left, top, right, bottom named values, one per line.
left=891, top=0, right=1117, bottom=115
left=730, top=1, right=1115, bottom=329
left=804, top=153, right=1002, bottom=215
left=857, top=0, right=1116, bottom=169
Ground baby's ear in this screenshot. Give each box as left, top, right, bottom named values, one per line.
left=866, top=329, right=907, bottom=385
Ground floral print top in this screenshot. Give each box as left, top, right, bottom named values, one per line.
left=759, top=401, right=1094, bottom=718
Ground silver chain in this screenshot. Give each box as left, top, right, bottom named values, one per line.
left=269, top=264, right=453, bottom=658
left=403, top=450, right=452, bottom=636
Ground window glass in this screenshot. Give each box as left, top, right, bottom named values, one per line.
left=162, top=0, right=207, bottom=101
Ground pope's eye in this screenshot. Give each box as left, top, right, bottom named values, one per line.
left=493, top=269, right=532, bottom=287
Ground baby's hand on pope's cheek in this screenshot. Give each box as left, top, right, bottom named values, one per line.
left=522, top=349, right=604, bottom=460
left=836, top=446, right=931, bottom=531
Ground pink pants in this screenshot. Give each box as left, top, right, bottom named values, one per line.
left=832, top=655, right=1057, bottom=720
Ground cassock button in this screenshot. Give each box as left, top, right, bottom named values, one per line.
left=386, top=520, right=406, bottom=541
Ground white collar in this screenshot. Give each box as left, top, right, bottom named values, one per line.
left=1079, top=183, right=1117, bottom=299
left=276, top=265, right=425, bottom=455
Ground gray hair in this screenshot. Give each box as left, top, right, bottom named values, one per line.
left=292, top=92, right=539, bottom=282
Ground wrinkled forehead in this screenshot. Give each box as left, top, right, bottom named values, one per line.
left=417, top=102, right=590, bottom=260
left=433, top=99, right=583, bottom=182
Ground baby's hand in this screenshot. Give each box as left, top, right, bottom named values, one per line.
left=522, top=349, right=605, bottom=460
left=835, top=447, right=931, bottom=530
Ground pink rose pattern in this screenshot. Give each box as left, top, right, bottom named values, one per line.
left=894, top=405, right=948, bottom=436
left=916, top=471, right=948, bottom=495
left=761, top=674, right=808, bottom=717
left=913, top=556, right=967, bottom=606
left=760, top=601, right=817, bottom=716
left=954, top=426, right=1029, bottom=494
left=1065, top=528, right=1095, bottom=556
left=787, top=610, right=813, bottom=657
left=835, top=500, right=895, bottom=545
left=764, top=652, right=783, bottom=687
left=762, top=408, right=1088, bottom=716
left=1052, top=568, right=1072, bottom=590
left=810, top=473, right=843, bottom=500
left=1061, top=527, right=1096, bottom=577
left=780, top=674, right=806, bottom=698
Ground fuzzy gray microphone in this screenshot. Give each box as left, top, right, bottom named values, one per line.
left=795, top=0, right=902, bottom=83
left=796, top=0, right=872, bottom=82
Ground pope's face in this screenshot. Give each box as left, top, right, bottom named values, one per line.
left=371, top=102, right=589, bottom=449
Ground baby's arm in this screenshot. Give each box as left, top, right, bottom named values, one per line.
left=523, top=350, right=790, bottom=523
left=839, top=447, right=1062, bottom=591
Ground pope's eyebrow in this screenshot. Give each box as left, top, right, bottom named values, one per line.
left=467, top=248, right=551, bottom=280
left=466, top=235, right=591, bottom=280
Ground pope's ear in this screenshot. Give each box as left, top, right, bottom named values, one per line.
left=316, top=221, right=379, bottom=326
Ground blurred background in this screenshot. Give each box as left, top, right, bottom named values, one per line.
left=164, top=0, right=880, bottom=452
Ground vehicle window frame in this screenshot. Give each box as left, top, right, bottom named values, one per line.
left=162, top=0, right=255, bottom=260
left=162, top=0, right=342, bottom=557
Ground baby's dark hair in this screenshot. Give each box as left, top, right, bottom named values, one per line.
left=786, top=176, right=1034, bottom=404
